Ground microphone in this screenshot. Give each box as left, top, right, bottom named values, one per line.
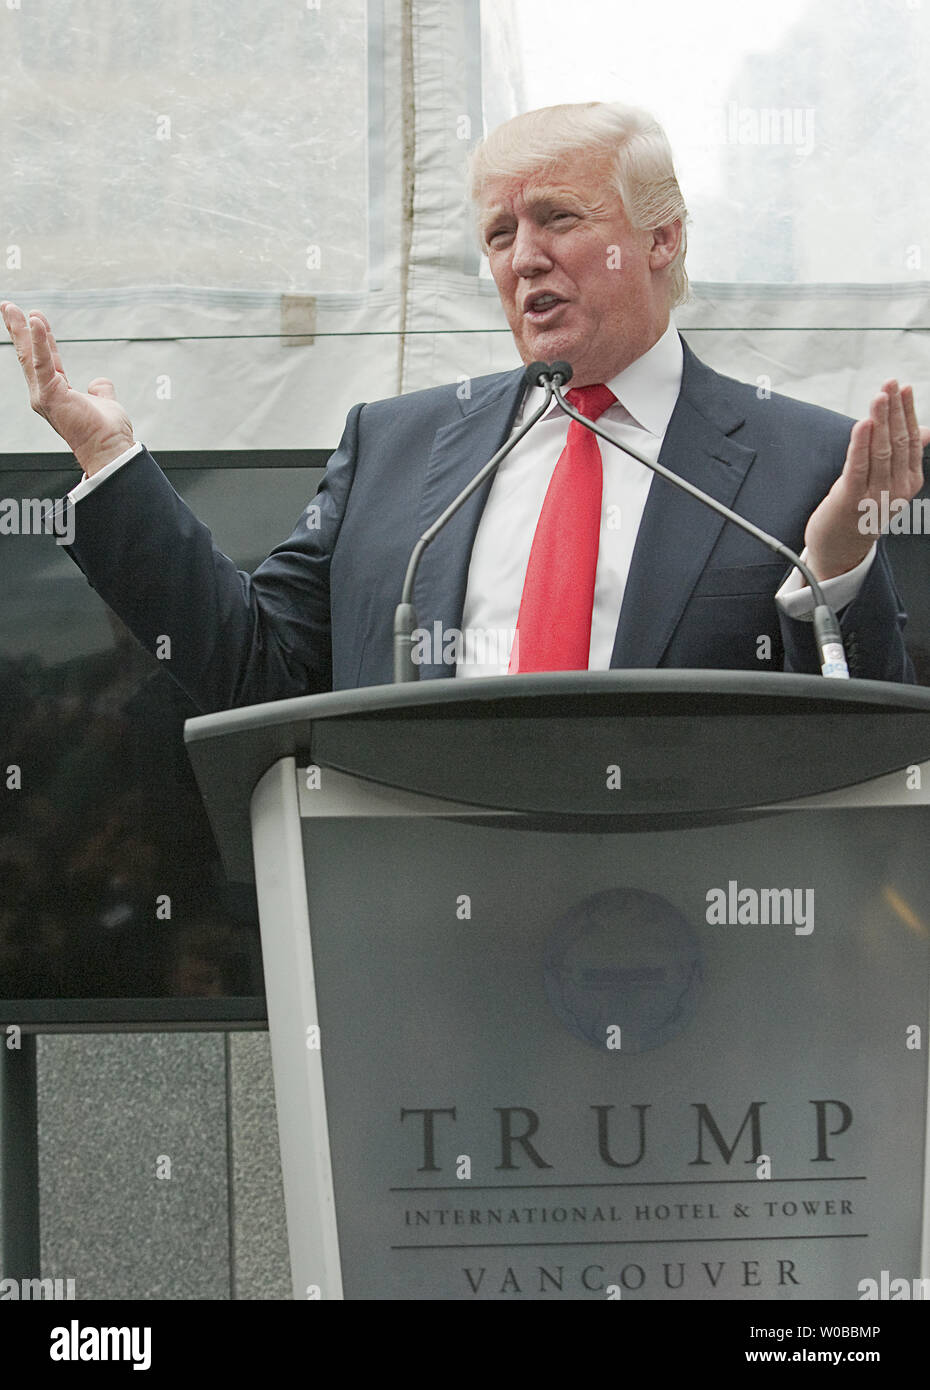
left=547, top=364, right=850, bottom=681
left=547, top=360, right=574, bottom=389
left=392, top=362, right=556, bottom=682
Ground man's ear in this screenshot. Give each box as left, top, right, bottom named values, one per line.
left=649, top=219, right=683, bottom=271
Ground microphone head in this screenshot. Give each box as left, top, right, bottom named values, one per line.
left=549, top=360, right=573, bottom=388
left=523, top=361, right=552, bottom=388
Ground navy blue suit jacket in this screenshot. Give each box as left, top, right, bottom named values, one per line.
left=65, top=340, right=914, bottom=712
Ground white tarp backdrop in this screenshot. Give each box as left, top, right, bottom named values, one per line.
left=1, top=0, right=404, bottom=450
left=1, top=0, right=928, bottom=450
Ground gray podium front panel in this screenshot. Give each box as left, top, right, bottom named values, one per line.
left=291, top=791, right=929, bottom=1302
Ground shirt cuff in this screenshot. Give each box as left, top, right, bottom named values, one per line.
left=775, top=544, right=877, bottom=620
left=67, top=442, right=143, bottom=502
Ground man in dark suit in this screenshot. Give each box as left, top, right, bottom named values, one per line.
left=3, top=102, right=927, bottom=707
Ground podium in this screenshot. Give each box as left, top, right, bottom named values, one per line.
left=185, top=671, right=930, bottom=1301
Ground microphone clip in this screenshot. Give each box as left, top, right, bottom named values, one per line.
left=524, top=360, right=574, bottom=391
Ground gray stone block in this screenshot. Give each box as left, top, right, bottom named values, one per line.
left=37, top=1033, right=229, bottom=1300
left=227, top=1031, right=290, bottom=1300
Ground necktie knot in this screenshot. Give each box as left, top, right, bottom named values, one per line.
left=565, top=383, right=616, bottom=423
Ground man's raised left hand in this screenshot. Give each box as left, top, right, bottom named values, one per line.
left=804, top=380, right=929, bottom=581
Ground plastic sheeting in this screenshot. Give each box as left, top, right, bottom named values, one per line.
left=4, top=3, right=373, bottom=294
left=1, top=0, right=928, bottom=453
left=490, top=0, right=930, bottom=287
left=401, top=0, right=930, bottom=418
left=1, top=0, right=405, bottom=450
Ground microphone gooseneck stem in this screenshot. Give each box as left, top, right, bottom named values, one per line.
left=551, top=380, right=851, bottom=681
left=392, top=373, right=555, bottom=683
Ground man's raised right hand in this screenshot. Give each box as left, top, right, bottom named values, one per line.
left=1, top=301, right=135, bottom=477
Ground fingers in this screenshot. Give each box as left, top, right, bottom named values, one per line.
left=885, top=380, right=910, bottom=485
left=867, top=385, right=893, bottom=493
left=29, top=309, right=68, bottom=384
left=3, top=302, right=73, bottom=404
left=1, top=300, right=40, bottom=398
left=28, top=312, right=60, bottom=397
left=843, top=416, right=873, bottom=489
left=852, top=380, right=926, bottom=506
left=881, top=380, right=926, bottom=500
left=899, top=384, right=928, bottom=490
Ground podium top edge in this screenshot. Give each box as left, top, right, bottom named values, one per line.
left=183, top=670, right=930, bottom=746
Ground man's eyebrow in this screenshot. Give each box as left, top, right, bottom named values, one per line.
left=480, top=188, right=591, bottom=224
left=524, top=186, right=589, bottom=209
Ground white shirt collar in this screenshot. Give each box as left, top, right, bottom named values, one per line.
left=520, top=319, right=683, bottom=438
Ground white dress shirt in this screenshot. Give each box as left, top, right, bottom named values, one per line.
left=69, top=441, right=143, bottom=502
left=457, top=322, right=873, bottom=676
left=68, top=323, right=873, bottom=678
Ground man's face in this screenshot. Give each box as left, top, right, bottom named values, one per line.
left=478, top=149, right=677, bottom=387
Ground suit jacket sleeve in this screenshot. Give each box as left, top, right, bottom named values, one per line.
left=777, top=541, right=914, bottom=684
left=63, top=404, right=365, bottom=712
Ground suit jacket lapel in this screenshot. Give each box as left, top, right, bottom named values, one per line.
left=414, top=368, right=526, bottom=680
left=610, top=343, right=758, bottom=669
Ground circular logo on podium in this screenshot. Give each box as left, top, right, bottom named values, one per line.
left=543, top=887, right=702, bottom=1053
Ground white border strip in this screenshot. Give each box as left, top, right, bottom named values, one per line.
left=251, top=757, right=344, bottom=1300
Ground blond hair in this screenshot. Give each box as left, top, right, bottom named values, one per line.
left=467, top=102, right=690, bottom=307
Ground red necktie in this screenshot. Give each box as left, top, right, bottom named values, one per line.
left=509, top=384, right=616, bottom=672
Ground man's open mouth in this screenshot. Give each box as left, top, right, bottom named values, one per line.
left=524, top=293, right=567, bottom=321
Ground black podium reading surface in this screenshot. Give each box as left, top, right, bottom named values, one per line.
left=185, top=672, right=930, bottom=1300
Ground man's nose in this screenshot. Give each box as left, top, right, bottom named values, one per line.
left=510, top=222, right=553, bottom=278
